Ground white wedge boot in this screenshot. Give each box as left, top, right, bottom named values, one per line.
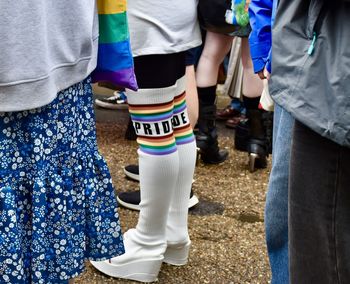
left=91, top=150, right=179, bottom=282
left=91, top=229, right=166, bottom=282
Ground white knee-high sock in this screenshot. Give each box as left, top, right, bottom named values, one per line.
left=133, top=150, right=179, bottom=248
left=125, top=84, right=179, bottom=254
left=166, top=77, right=197, bottom=244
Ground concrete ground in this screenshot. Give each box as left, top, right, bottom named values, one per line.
left=75, top=85, right=272, bottom=284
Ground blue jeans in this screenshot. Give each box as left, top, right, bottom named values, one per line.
left=265, top=104, right=294, bottom=284
left=230, top=98, right=246, bottom=115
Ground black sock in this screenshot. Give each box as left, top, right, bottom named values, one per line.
left=243, top=96, right=261, bottom=110
left=197, top=86, right=217, bottom=106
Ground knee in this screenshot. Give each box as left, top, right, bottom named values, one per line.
left=199, top=51, right=222, bottom=69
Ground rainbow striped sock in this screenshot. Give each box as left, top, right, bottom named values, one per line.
left=126, top=76, right=183, bottom=156
left=166, top=77, right=196, bottom=244
left=173, top=91, right=195, bottom=146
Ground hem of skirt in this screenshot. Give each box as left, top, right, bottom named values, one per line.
left=52, top=249, right=126, bottom=283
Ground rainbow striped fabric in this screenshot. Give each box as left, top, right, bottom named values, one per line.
left=173, top=92, right=195, bottom=146
left=129, top=100, right=177, bottom=155
left=92, top=0, right=138, bottom=91
left=128, top=92, right=195, bottom=156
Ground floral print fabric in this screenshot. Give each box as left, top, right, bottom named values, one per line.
left=0, top=78, right=124, bottom=283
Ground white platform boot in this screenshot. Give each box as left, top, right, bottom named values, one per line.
left=91, top=151, right=179, bottom=282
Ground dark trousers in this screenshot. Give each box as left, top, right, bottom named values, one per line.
left=289, top=121, right=350, bottom=284
left=133, top=52, right=185, bottom=88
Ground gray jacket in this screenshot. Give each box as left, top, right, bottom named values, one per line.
left=270, top=0, right=350, bottom=147
left=0, top=1, right=98, bottom=112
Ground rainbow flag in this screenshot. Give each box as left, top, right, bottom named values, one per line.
left=92, top=0, right=138, bottom=91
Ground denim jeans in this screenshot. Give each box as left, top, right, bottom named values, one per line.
left=289, top=121, right=350, bottom=284
left=265, top=104, right=294, bottom=284
left=230, top=97, right=246, bottom=115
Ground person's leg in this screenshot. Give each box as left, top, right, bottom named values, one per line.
left=241, top=38, right=263, bottom=98
left=185, top=65, right=199, bottom=129
left=91, top=53, right=195, bottom=282
left=196, top=32, right=233, bottom=87
left=240, top=38, right=270, bottom=171
left=265, top=104, right=293, bottom=284
left=184, top=46, right=201, bottom=128
left=164, top=78, right=197, bottom=265
left=117, top=50, right=200, bottom=212
left=126, top=60, right=199, bottom=141
left=289, top=121, right=350, bottom=284
left=195, top=31, right=232, bottom=164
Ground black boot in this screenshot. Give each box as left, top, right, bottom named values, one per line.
left=234, top=117, right=250, bottom=152
left=196, top=104, right=229, bottom=164
left=246, top=109, right=272, bottom=172
left=234, top=110, right=273, bottom=171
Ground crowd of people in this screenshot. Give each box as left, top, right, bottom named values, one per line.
left=0, top=0, right=349, bottom=283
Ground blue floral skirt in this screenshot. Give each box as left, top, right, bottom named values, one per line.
left=0, top=78, right=124, bottom=283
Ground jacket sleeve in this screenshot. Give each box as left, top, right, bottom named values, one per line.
left=248, top=0, right=273, bottom=73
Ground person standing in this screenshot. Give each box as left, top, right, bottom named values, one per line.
left=196, top=0, right=271, bottom=170
left=0, top=1, right=124, bottom=283
left=270, top=0, right=350, bottom=283
left=249, top=0, right=292, bottom=283
left=91, top=0, right=201, bottom=282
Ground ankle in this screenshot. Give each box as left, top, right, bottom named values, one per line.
left=123, top=229, right=168, bottom=257
left=166, top=227, right=189, bottom=245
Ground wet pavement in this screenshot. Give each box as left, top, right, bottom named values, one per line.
left=75, top=85, right=272, bottom=284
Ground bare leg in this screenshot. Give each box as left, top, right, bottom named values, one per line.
left=241, top=38, right=263, bottom=98
left=196, top=31, right=233, bottom=87
left=195, top=31, right=232, bottom=164
left=185, top=65, right=198, bottom=128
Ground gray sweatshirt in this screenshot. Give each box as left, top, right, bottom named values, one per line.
left=0, top=0, right=98, bottom=112
left=127, top=0, right=201, bottom=57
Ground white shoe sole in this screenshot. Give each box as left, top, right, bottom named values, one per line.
left=95, top=99, right=128, bottom=110
left=123, top=168, right=140, bottom=181
left=117, top=194, right=199, bottom=211
left=90, top=257, right=163, bottom=283
left=163, top=242, right=191, bottom=266
left=117, top=195, right=141, bottom=211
